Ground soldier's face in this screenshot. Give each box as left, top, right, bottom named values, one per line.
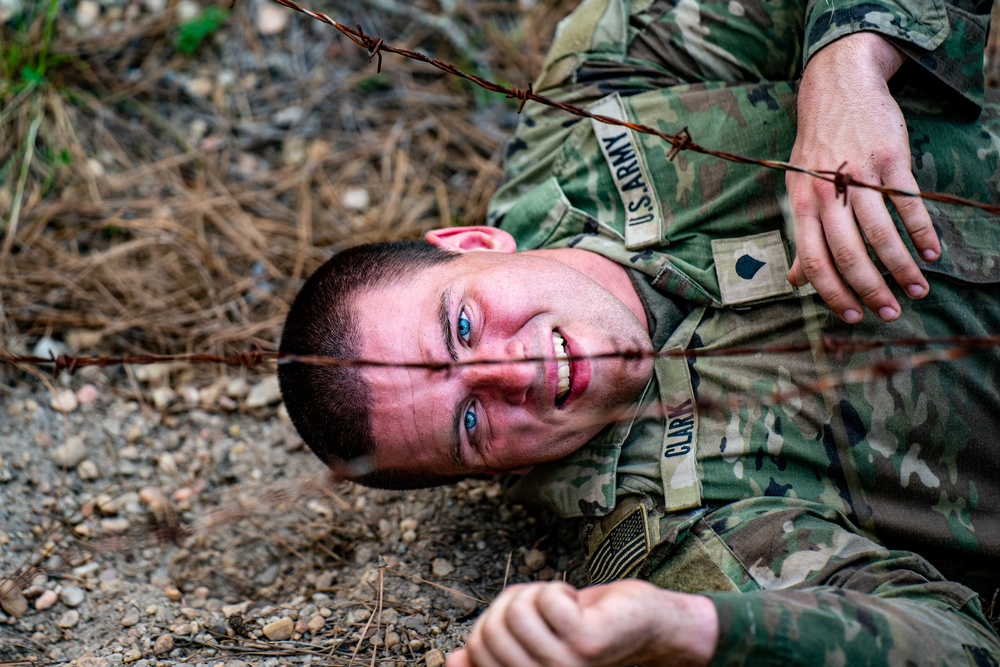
left=354, top=248, right=654, bottom=479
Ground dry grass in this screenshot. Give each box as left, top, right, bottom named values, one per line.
left=0, top=0, right=575, bottom=358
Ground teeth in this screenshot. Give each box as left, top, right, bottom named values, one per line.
left=553, top=332, right=570, bottom=401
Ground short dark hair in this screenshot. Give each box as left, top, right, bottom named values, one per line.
left=278, top=240, right=462, bottom=489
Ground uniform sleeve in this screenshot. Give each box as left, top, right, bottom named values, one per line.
left=804, top=0, right=992, bottom=113
left=634, top=497, right=1000, bottom=666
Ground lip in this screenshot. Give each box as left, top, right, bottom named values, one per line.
left=554, top=330, right=589, bottom=409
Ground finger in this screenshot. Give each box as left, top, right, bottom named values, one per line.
left=885, top=165, right=940, bottom=264
left=447, top=648, right=472, bottom=667
left=793, top=204, right=864, bottom=323
left=851, top=186, right=928, bottom=307
left=535, top=581, right=584, bottom=640
left=819, top=188, right=903, bottom=321
left=471, top=586, right=544, bottom=667
left=787, top=257, right=808, bottom=288
left=506, top=584, right=579, bottom=665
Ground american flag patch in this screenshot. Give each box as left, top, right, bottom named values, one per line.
left=587, top=503, right=651, bottom=585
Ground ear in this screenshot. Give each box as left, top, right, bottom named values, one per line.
left=425, top=226, right=517, bottom=254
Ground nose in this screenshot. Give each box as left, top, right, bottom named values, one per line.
left=464, top=340, right=533, bottom=405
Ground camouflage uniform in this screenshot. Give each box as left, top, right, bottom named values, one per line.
left=487, top=0, right=1000, bottom=663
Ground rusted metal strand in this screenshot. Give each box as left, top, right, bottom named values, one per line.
left=4, top=333, right=1000, bottom=375
left=266, top=0, right=1000, bottom=216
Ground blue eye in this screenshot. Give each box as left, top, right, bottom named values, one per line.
left=464, top=407, right=477, bottom=432
left=458, top=309, right=472, bottom=344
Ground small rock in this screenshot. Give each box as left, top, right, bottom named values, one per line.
left=75, top=0, right=99, bottom=27
left=126, top=425, right=143, bottom=443
left=51, top=389, right=79, bottom=414
left=151, top=386, right=174, bottom=410
left=51, top=436, right=87, bottom=468
left=225, top=377, right=250, bottom=398
left=385, top=631, right=401, bottom=648
left=342, top=187, right=370, bottom=212
left=262, top=617, right=294, bottom=641
left=307, top=614, right=325, bottom=632
left=257, top=3, right=289, bottom=34
left=66, top=329, right=102, bottom=351
left=123, top=649, right=142, bottom=663
left=0, top=580, right=27, bottom=618
left=77, top=459, right=100, bottom=480
left=76, top=384, right=100, bottom=405
left=139, top=486, right=167, bottom=514
left=101, top=517, right=130, bottom=533
left=95, top=493, right=117, bottom=515
left=431, top=558, right=455, bottom=578
left=222, top=601, right=250, bottom=617
left=135, top=362, right=170, bottom=385
left=121, top=607, right=140, bottom=627
left=57, top=609, right=80, bottom=628
left=34, top=589, right=58, bottom=611
left=399, top=518, right=419, bottom=532
left=33, top=336, right=67, bottom=362
left=176, top=0, right=198, bottom=20
left=524, top=548, right=546, bottom=572
left=245, top=376, right=282, bottom=408
left=153, top=633, right=174, bottom=654
left=425, top=649, right=446, bottom=667
left=60, top=585, right=86, bottom=608
left=271, top=106, right=303, bottom=127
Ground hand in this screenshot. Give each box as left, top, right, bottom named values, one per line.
left=786, top=32, right=941, bottom=323
left=445, top=580, right=718, bottom=667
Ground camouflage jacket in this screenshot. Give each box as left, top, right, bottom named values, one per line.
left=488, top=0, right=1000, bottom=663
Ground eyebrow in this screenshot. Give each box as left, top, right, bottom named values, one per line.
left=438, top=290, right=463, bottom=466
left=439, top=290, right=457, bottom=362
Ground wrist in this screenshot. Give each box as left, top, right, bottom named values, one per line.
left=640, top=592, right=718, bottom=667
left=808, top=32, right=905, bottom=83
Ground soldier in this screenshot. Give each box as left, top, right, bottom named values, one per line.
left=278, top=0, right=1000, bottom=664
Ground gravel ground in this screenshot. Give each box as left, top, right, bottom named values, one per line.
left=0, top=367, right=586, bottom=666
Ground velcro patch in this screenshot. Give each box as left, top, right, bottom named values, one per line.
left=711, top=231, right=794, bottom=305
left=587, top=502, right=651, bottom=585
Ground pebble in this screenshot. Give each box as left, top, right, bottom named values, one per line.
left=151, top=386, right=174, bottom=410
left=58, top=609, right=80, bottom=628
left=121, top=608, right=140, bottom=627
left=51, top=389, right=79, bottom=414
left=135, top=363, right=170, bottom=385
left=153, top=633, right=174, bottom=654
left=34, top=589, right=58, bottom=611
left=342, top=187, right=370, bottom=212
left=123, top=649, right=142, bottom=663
left=75, top=0, right=99, bottom=28
left=101, top=517, right=130, bottom=533
left=77, top=459, right=100, bottom=480
left=60, top=585, right=86, bottom=608
left=257, top=3, right=289, bottom=34
left=51, top=436, right=87, bottom=468
left=245, top=376, right=281, bottom=408
left=164, top=585, right=182, bottom=602
left=139, top=486, right=167, bottom=514
left=431, top=558, right=455, bottom=578
left=524, top=548, right=546, bottom=572
left=225, top=377, right=250, bottom=398
left=307, top=614, right=325, bottom=631
left=33, top=336, right=67, bottom=361
left=77, top=384, right=100, bottom=405
left=425, top=649, right=446, bottom=667
left=262, top=617, right=294, bottom=641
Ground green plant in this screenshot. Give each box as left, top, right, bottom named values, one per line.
left=175, top=7, right=230, bottom=56
left=0, top=0, right=60, bottom=95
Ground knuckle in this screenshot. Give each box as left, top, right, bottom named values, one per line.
left=829, top=246, right=865, bottom=272
left=797, top=253, right=829, bottom=278
left=860, top=223, right=897, bottom=249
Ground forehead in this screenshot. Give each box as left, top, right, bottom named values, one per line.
left=351, top=267, right=460, bottom=474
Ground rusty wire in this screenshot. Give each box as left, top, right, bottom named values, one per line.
left=267, top=0, right=1000, bottom=216
left=2, top=333, right=999, bottom=375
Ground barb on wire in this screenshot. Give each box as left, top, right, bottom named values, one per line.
left=262, top=0, right=1000, bottom=216
left=4, top=333, right=1000, bottom=376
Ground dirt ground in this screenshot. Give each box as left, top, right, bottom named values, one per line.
left=2, top=0, right=999, bottom=665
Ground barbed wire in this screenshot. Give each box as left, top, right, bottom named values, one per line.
left=264, top=0, right=1000, bottom=216
left=2, top=333, right=998, bottom=375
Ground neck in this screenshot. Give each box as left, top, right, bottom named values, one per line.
left=524, top=247, right=649, bottom=331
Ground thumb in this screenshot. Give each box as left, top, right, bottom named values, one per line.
left=446, top=648, right=472, bottom=667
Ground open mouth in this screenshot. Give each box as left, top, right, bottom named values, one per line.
left=553, top=330, right=571, bottom=406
